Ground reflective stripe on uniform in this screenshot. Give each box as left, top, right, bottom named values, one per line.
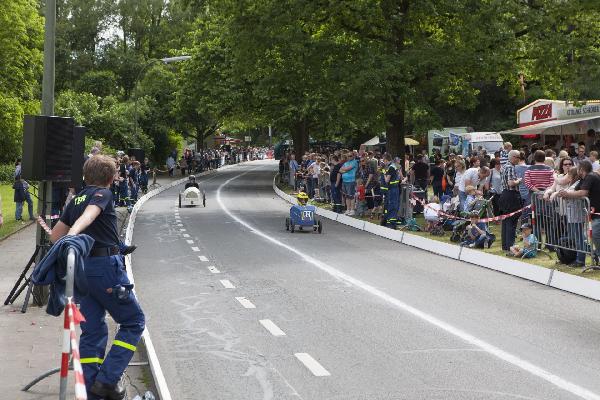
left=113, top=340, right=137, bottom=352
left=381, top=187, right=389, bottom=191
left=390, top=180, right=399, bottom=184
left=80, top=357, right=103, bottom=364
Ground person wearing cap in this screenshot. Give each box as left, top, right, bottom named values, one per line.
left=509, top=223, right=538, bottom=258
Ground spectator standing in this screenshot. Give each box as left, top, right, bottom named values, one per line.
left=559, top=160, right=600, bottom=267
left=524, top=150, right=555, bottom=198
left=488, top=159, right=503, bottom=215
left=514, top=152, right=530, bottom=208
left=289, top=154, right=299, bottom=190
left=430, top=159, right=445, bottom=199
left=330, top=155, right=343, bottom=213
left=339, top=152, right=359, bottom=215
left=500, top=142, right=512, bottom=168
left=590, top=151, right=600, bottom=172
left=410, top=156, right=429, bottom=191
left=444, top=154, right=456, bottom=195
left=166, top=155, right=175, bottom=177
left=13, top=175, right=34, bottom=222
left=454, top=160, right=466, bottom=197
left=572, top=145, right=589, bottom=167
left=499, top=150, right=523, bottom=252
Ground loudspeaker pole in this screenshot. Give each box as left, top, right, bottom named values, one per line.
left=36, top=0, right=57, bottom=305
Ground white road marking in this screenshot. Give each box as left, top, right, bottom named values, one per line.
left=177, top=223, right=183, bottom=227
left=235, top=297, right=256, bottom=309
left=180, top=228, right=186, bottom=232
left=208, top=266, right=220, bottom=273
left=183, top=233, right=190, bottom=238
left=191, top=247, right=200, bottom=252
left=199, top=255, right=209, bottom=262
left=259, top=319, right=286, bottom=337
left=219, top=279, right=235, bottom=289
left=217, top=170, right=600, bottom=400
left=186, top=240, right=194, bottom=244
left=294, top=353, right=330, bottom=377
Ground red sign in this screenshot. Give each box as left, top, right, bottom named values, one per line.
left=531, top=104, right=552, bottom=121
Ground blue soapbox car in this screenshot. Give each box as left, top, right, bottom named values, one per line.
left=285, top=203, right=323, bottom=233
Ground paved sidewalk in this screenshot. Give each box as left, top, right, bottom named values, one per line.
left=0, top=174, right=180, bottom=399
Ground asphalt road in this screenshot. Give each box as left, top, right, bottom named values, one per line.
left=132, top=160, right=600, bottom=400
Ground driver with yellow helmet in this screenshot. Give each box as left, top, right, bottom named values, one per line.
left=297, top=191, right=309, bottom=206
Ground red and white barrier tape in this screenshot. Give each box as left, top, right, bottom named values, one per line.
left=69, top=300, right=87, bottom=399
left=37, top=216, right=52, bottom=235
left=410, top=193, right=531, bottom=223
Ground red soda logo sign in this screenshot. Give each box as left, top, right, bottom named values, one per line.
left=531, top=104, right=552, bottom=121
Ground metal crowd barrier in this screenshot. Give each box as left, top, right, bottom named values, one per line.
left=399, top=184, right=414, bottom=221
left=531, top=192, right=594, bottom=267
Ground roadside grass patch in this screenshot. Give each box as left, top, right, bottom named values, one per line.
left=0, top=184, right=37, bottom=240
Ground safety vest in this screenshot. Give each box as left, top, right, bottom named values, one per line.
left=381, top=164, right=399, bottom=191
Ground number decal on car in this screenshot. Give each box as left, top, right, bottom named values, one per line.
left=302, top=210, right=313, bottom=220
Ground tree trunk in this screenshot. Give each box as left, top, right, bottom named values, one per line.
left=292, top=119, right=309, bottom=157
left=385, top=109, right=406, bottom=162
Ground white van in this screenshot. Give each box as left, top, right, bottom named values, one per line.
left=428, top=129, right=503, bottom=157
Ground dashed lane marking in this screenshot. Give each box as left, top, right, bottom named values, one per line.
left=259, top=319, right=286, bottom=337
left=219, top=279, right=235, bottom=289
left=217, top=169, right=600, bottom=400
left=294, top=353, right=330, bottom=377
left=177, top=223, right=183, bottom=227
left=199, top=256, right=209, bottom=262
left=179, top=229, right=186, bottom=232
left=183, top=233, right=190, bottom=238
left=235, top=297, right=256, bottom=309
left=191, top=247, right=200, bottom=252
left=208, top=266, right=220, bottom=273
left=186, top=240, right=194, bottom=244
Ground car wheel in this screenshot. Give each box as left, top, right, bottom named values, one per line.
left=203, top=192, right=206, bottom=207
left=178, top=194, right=181, bottom=208
left=318, top=220, right=323, bottom=234
left=285, top=218, right=290, bottom=231
left=290, top=223, right=295, bottom=233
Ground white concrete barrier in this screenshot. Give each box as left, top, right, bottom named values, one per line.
left=549, top=271, right=600, bottom=301
left=336, top=214, right=366, bottom=230
left=363, top=221, right=401, bottom=240
left=402, top=233, right=462, bottom=259
left=316, top=208, right=339, bottom=221
left=459, top=248, right=552, bottom=285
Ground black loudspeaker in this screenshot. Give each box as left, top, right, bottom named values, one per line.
left=127, top=148, right=145, bottom=162
left=71, top=126, right=86, bottom=189
left=22, top=115, right=75, bottom=182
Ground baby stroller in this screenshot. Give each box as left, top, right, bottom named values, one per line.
left=440, top=195, right=461, bottom=232
left=450, top=197, right=493, bottom=243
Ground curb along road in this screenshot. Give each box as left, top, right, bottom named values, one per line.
left=272, top=176, right=600, bottom=303
left=124, top=162, right=248, bottom=400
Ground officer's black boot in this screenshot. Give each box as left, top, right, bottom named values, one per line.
left=90, top=380, right=126, bottom=400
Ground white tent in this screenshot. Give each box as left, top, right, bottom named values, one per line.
left=362, top=136, right=380, bottom=146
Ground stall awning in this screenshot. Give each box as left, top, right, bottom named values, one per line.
left=362, top=136, right=380, bottom=146
left=499, top=115, right=600, bottom=136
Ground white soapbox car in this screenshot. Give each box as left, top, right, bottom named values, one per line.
left=178, top=186, right=206, bottom=208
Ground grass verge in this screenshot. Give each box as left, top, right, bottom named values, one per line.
left=0, top=184, right=38, bottom=241
left=277, top=181, right=600, bottom=282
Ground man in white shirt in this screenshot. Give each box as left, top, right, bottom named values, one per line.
left=458, top=166, right=490, bottom=209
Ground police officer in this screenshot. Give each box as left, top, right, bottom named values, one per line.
left=51, top=155, right=145, bottom=400
left=381, top=153, right=400, bottom=229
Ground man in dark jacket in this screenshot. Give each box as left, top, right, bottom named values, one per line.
left=13, top=175, right=34, bottom=221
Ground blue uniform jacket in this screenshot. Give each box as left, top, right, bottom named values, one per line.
left=32, top=234, right=94, bottom=316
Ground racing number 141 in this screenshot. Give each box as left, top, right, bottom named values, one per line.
left=302, top=210, right=313, bottom=220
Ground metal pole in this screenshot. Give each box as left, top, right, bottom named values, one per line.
left=59, top=248, right=76, bottom=400
left=268, top=125, right=272, bottom=147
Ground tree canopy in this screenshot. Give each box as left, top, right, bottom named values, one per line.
left=2, top=0, right=600, bottom=162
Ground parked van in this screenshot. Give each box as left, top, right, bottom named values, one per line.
left=428, top=128, right=503, bottom=157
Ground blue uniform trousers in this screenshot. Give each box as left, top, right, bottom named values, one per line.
left=384, top=188, right=399, bottom=228
left=78, top=255, right=145, bottom=397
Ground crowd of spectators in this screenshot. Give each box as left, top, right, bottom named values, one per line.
left=279, top=138, right=600, bottom=266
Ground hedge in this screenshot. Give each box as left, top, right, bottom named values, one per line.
left=0, top=164, right=14, bottom=183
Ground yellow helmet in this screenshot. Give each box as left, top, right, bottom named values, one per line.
left=297, top=192, right=309, bottom=201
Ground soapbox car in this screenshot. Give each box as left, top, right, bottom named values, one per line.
left=285, top=204, right=323, bottom=233
left=178, top=186, right=206, bottom=208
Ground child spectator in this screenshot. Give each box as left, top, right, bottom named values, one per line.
left=463, top=185, right=478, bottom=212
left=509, top=223, right=538, bottom=258
left=461, top=213, right=492, bottom=248
left=355, top=178, right=368, bottom=217
left=424, top=196, right=441, bottom=231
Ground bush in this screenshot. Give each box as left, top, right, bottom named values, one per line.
left=0, top=164, right=15, bottom=183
